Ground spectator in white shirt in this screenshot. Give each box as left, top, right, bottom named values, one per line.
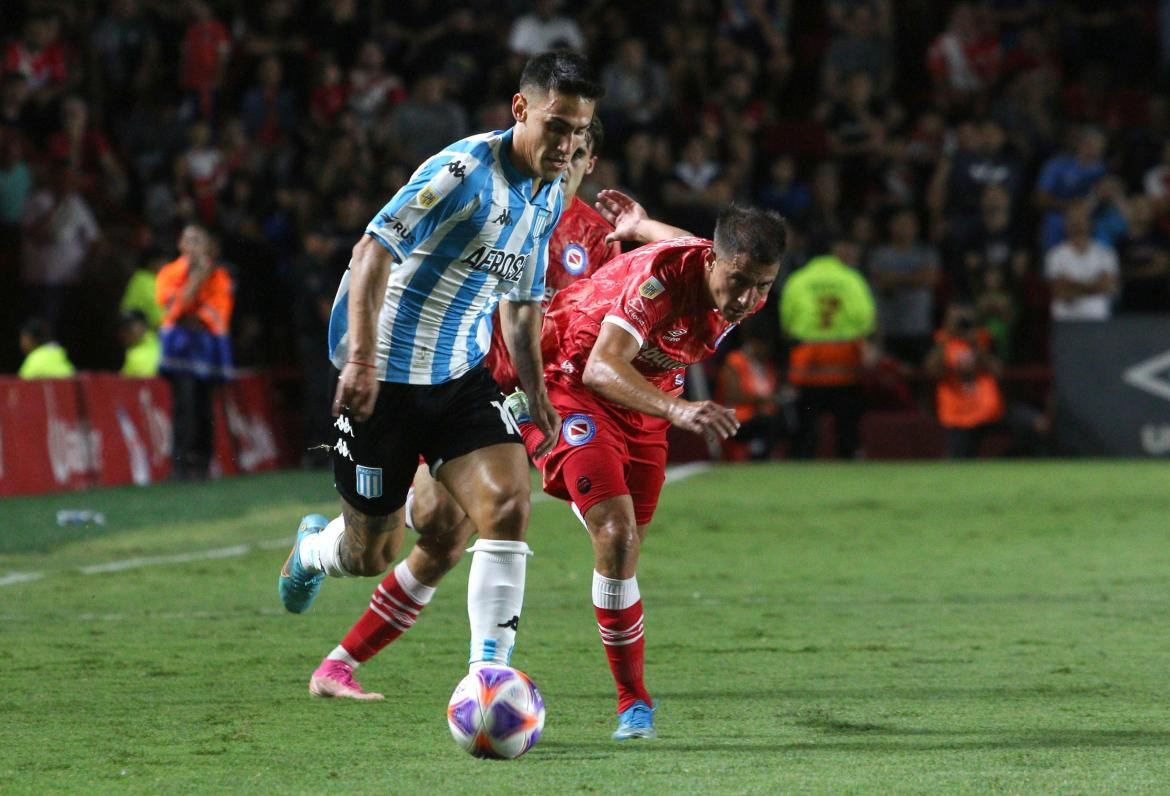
left=508, top=0, right=585, bottom=56
left=1044, top=204, right=1118, bottom=321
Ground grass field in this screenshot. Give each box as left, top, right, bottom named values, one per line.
left=2, top=461, right=1169, bottom=794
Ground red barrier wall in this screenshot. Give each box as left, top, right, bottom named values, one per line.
left=0, top=378, right=98, bottom=496
left=0, top=372, right=295, bottom=497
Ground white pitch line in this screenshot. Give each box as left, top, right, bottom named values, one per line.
left=1, top=463, right=713, bottom=587
left=0, top=571, right=45, bottom=587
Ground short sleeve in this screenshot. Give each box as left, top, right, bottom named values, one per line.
left=601, top=260, right=675, bottom=348
left=365, top=149, right=485, bottom=263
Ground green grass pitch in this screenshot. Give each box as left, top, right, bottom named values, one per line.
left=2, top=461, right=1169, bottom=794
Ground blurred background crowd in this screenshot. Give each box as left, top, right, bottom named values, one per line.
left=4, top=0, right=1170, bottom=460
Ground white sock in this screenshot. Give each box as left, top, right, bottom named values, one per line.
left=466, top=538, right=532, bottom=667
left=326, top=645, right=360, bottom=667
left=297, top=515, right=352, bottom=577
left=592, top=570, right=641, bottom=610
left=393, top=558, right=437, bottom=604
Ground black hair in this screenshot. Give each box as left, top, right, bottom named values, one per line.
left=583, top=116, right=604, bottom=153
left=519, top=50, right=604, bottom=101
left=713, top=204, right=788, bottom=265
left=21, top=317, right=51, bottom=345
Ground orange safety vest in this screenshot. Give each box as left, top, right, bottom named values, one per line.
left=787, top=340, right=864, bottom=387
left=935, top=332, right=1004, bottom=428
left=156, top=256, right=234, bottom=336
left=719, top=350, right=779, bottom=423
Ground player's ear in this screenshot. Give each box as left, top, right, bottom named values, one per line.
left=512, top=92, right=528, bottom=124
left=704, top=249, right=717, bottom=271
left=584, top=155, right=598, bottom=176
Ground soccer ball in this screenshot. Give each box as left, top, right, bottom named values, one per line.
left=446, top=666, right=546, bottom=759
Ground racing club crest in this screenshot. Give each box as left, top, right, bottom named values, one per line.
left=562, top=413, right=596, bottom=446
left=533, top=208, right=553, bottom=238
left=562, top=242, right=588, bottom=275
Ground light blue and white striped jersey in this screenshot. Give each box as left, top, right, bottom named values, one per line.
left=328, top=128, right=564, bottom=384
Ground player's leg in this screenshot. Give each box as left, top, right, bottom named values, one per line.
left=425, top=366, right=537, bottom=670
left=557, top=429, right=664, bottom=740
left=436, top=442, right=533, bottom=669
left=310, top=466, right=475, bottom=699
left=279, top=386, right=419, bottom=613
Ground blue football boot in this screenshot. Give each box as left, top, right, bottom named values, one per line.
left=612, top=700, right=657, bottom=741
left=278, top=514, right=328, bottom=613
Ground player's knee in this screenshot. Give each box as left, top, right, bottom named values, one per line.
left=591, top=518, right=639, bottom=561
left=476, top=487, right=530, bottom=537
left=417, top=533, right=466, bottom=574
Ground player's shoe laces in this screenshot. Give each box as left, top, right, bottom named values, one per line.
left=612, top=700, right=657, bottom=740
left=309, top=659, right=384, bottom=701
left=278, top=513, right=328, bottom=614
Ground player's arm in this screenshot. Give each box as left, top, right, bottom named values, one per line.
left=582, top=322, right=740, bottom=441
left=499, top=298, right=559, bottom=457
left=332, top=235, right=394, bottom=421
left=594, top=189, right=691, bottom=245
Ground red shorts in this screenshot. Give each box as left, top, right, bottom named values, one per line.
left=521, top=383, right=668, bottom=526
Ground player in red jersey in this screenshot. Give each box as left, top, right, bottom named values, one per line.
left=512, top=199, right=787, bottom=739
left=307, top=119, right=623, bottom=700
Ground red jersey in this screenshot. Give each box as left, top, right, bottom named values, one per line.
left=483, top=196, right=619, bottom=390
left=542, top=237, right=753, bottom=400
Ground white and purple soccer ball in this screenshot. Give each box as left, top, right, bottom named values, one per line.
left=446, top=666, right=545, bottom=759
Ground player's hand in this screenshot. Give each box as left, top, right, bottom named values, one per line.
left=595, top=189, right=647, bottom=245
left=332, top=361, right=380, bottom=421
left=527, top=389, right=561, bottom=458
left=668, top=400, right=741, bottom=441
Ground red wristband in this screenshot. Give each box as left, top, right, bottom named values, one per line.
left=346, top=359, right=376, bottom=369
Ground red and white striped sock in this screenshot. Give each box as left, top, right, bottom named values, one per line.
left=592, top=570, right=652, bottom=713
left=331, top=560, right=436, bottom=664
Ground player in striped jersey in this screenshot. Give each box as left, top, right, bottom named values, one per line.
left=278, top=52, right=604, bottom=692
left=304, top=117, right=623, bottom=701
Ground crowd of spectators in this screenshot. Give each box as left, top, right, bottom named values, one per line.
left=3, top=0, right=1170, bottom=458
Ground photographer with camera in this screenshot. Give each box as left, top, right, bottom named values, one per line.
left=926, top=304, right=1047, bottom=458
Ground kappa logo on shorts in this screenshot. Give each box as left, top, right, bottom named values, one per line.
left=562, top=413, right=596, bottom=446
left=562, top=242, right=587, bottom=276
left=355, top=465, right=383, bottom=499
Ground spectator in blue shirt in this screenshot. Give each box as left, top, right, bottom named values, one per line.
left=1034, top=126, right=1106, bottom=251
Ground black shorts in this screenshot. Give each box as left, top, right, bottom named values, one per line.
left=332, top=365, right=523, bottom=516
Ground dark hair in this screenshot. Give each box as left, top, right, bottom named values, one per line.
left=583, top=116, right=604, bottom=153
left=21, top=317, right=51, bottom=345
left=519, top=50, right=604, bottom=101
left=713, top=204, right=788, bottom=265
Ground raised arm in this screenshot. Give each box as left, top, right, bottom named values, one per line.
left=595, top=189, right=692, bottom=245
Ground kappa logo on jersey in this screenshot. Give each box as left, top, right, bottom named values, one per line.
left=334, top=438, right=353, bottom=461
left=664, top=328, right=687, bottom=341
left=562, top=242, right=588, bottom=276
left=415, top=186, right=440, bottom=209
left=493, top=208, right=514, bottom=226
left=562, top=413, right=596, bottom=446
left=639, top=277, right=665, bottom=299
left=355, top=465, right=383, bottom=499
left=334, top=415, right=354, bottom=436
left=445, top=161, right=468, bottom=182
